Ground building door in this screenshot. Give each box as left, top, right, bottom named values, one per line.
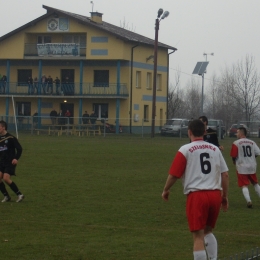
left=61, top=69, right=75, bottom=95
left=16, top=102, right=31, bottom=130
left=61, top=69, right=74, bottom=83
left=93, top=103, right=108, bottom=119
left=16, top=102, right=31, bottom=116
left=60, top=103, right=74, bottom=124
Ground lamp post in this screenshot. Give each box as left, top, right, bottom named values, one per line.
left=151, top=9, right=169, bottom=138
left=200, top=52, right=214, bottom=115
left=203, top=52, right=214, bottom=71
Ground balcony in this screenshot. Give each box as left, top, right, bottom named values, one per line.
left=24, top=43, right=86, bottom=58
left=0, top=82, right=128, bottom=98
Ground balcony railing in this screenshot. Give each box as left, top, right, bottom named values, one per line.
left=0, top=82, right=128, bottom=97
left=24, top=43, right=86, bottom=57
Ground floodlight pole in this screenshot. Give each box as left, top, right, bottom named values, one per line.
left=151, top=18, right=159, bottom=138
left=200, top=52, right=213, bottom=115
left=151, top=9, right=169, bottom=137
left=201, top=73, right=205, bottom=115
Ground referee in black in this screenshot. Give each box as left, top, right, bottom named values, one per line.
left=0, top=120, right=24, bottom=202
left=199, top=116, right=224, bottom=151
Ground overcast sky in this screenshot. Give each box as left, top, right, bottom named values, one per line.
left=1, top=0, right=260, bottom=89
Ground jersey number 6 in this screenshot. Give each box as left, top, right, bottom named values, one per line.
left=200, top=153, right=211, bottom=174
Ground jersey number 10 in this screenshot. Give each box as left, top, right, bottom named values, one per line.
left=242, top=145, right=252, bottom=157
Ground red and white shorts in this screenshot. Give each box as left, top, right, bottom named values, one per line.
left=186, top=190, right=222, bottom=232
left=237, top=172, right=258, bottom=187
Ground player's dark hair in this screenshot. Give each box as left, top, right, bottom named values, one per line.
left=199, top=115, right=208, bottom=125
left=0, top=120, right=7, bottom=130
left=188, top=119, right=205, bottom=137
left=238, top=126, right=247, bottom=136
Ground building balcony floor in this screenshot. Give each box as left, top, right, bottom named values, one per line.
left=0, top=82, right=129, bottom=99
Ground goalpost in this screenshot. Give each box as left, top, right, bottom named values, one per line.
left=11, top=95, right=18, bottom=139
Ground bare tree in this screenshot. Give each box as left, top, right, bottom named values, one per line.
left=120, top=17, right=136, bottom=32
left=233, top=54, right=260, bottom=122
left=182, top=78, right=201, bottom=119
left=168, top=69, right=184, bottom=118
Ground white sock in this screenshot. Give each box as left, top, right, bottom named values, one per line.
left=242, top=186, right=251, bottom=202
left=193, top=250, right=207, bottom=260
left=253, top=184, right=260, bottom=197
left=204, top=233, right=217, bottom=259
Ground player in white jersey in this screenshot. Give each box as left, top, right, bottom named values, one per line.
left=230, top=126, right=260, bottom=208
left=162, top=119, right=229, bottom=260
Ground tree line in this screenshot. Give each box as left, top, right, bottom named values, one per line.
left=168, top=54, right=260, bottom=129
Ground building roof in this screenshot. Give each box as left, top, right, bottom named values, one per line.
left=0, top=5, right=177, bottom=52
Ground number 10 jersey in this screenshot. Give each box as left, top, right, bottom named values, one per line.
left=230, top=138, right=260, bottom=175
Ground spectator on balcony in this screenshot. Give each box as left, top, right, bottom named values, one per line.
left=47, top=75, right=53, bottom=94
left=41, top=75, right=47, bottom=94
left=33, top=77, right=38, bottom=94
left=28, top=76, right=33, bottom=94
left=54, top=76, right=61, bottom=95
left=1, top=75, right=7, bottom=94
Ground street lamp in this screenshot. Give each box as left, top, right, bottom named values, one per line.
left=151, top=8, right=170, bottom=138
left=203, top=52, right=214, bottom=62
left=203, top=52, right=214, bottom=73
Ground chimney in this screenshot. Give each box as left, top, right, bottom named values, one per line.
left=90, top=12, right=103, bottom=24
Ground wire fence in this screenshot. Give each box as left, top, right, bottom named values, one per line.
left=0, top=115, right=169, bottom=137
left=1, top=114, right=260, bottom=139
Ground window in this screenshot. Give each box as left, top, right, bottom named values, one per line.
left=136, top=71, right=141, bottom=88
left=17, top=69, right=32, bottom=85
left=63, top=34, right=86, bottom=48
left=156, top=74, right=162, bottom=90
left=144, top=105, right=149, bottom=122
left=146, top=72, right=152, bottom=89
left=94, top=70, right=109, bottom=87
left=93, top=103, right=108, bottom=119
left=37, top=36, right=51, bottom=43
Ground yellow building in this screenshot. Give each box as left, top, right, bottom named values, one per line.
left=0, top=5, right=176, bottom=133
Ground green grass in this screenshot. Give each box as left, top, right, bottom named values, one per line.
left=1, top=134, right=260, bottom=259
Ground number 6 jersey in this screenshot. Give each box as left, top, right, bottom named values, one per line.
left=169, top=139, right=228, bottom=194
left=230, top=138, right=260, bottom=174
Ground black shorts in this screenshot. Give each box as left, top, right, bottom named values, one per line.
left=0, top=164, right=16, bottom=176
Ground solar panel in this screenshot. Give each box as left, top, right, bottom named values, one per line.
left=192, top=61, right=209, bottom=75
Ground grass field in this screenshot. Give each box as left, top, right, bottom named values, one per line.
left=1, top=134, right=260, bottom=260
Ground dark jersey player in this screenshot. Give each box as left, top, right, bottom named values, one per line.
left=0, top=120, right=24, bottom=202
left=199, top=116, right=224, bottom=151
